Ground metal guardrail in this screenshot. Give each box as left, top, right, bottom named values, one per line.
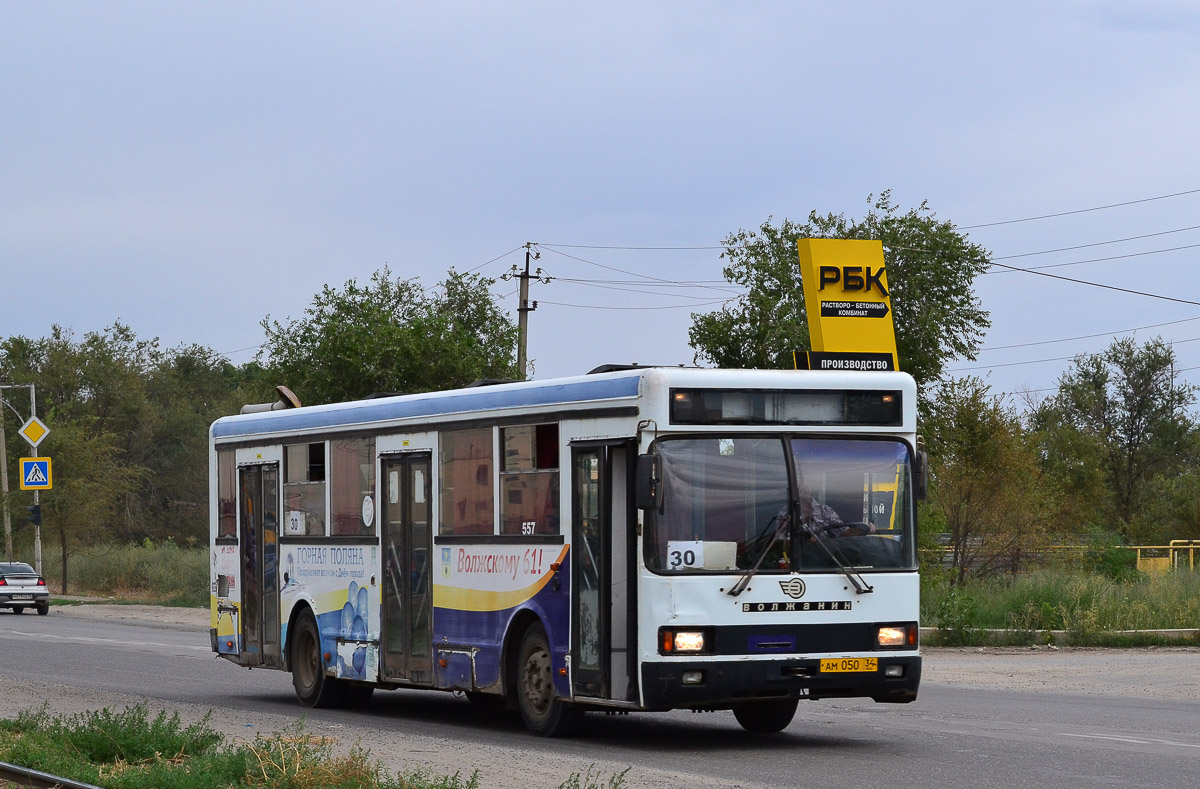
left=0, top=760, right=104, bottom=789
left=926, top=537, right=1200, bottom=574
left=1133, top=540, right=1200, bottom=573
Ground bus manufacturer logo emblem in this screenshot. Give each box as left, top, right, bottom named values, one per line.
left=779, top=578, right=806, bottom=599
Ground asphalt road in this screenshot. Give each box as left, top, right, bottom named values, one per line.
left=0, top=608, right=1198, bottom=788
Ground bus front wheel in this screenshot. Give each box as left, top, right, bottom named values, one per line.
left=291, top=611, right=346, bottom=708
left=515, top=624, right=582, bottom=737
left=732, top=699, right=798, bottom=733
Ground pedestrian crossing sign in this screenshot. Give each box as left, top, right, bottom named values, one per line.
left=19, top=458, right=52, bottom=490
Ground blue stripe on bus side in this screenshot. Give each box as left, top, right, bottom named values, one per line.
left=212, top=376, right=641, bottom=439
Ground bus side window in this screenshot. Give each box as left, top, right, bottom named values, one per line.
left=284, top=442, right=327, bottom=536
left=440, top=428, right=495, bottom=536
left=499, top=424, right=559, bottom=536
left=331, top=437, right=375, bottom=536
left=217, top=450, right=236, bottom=538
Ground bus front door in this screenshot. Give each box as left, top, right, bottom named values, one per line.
left=379, top=452, right=433, bottom=684
left=238, top=463, right=282, bottom=668
left=571, top=442, right=635, bottom=702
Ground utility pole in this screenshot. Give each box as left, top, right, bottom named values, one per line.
left=512, top=242, right=546, bottom=380
left=0, top=384, right=41, bottom=572
left=29, top=384, right=41, bottom=576
left=0, top=415, right=9, bottom=561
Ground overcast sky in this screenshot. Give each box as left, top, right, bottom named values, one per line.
left=4, top=2, right=1200, bottom=404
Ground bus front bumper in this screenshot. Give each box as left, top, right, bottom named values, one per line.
left=640, top=655, right=920, bottom=709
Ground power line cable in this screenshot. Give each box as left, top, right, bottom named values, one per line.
left=983, top=241, right=1200, bottom=275
left=952, top=336, right=1200, bottom=372
left=538, top=242, right=725, bottom=250
left=552, top=278, right=740, bottom=300
left=220, top=343, right=264, bottom=356
left=979, top=314, right=1200, bottom=352
left=991, top=224, right=1200, bottom=261
left=465, top=245, right=525, bottom=274
left=556, top=277, right=732, bottom=286
left=539, top=298, right=729, bottom=311
left=422, top=246, right=525, bottom=293
left=987, top=260, right=1200, bottom=307
left=959, top=188, right=1200, bottom=229
left=538, top=246, right=735, bottom=294
left=991, top=363, right=1200, bottom=400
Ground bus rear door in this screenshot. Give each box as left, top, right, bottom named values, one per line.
left=379, top=444, right=434, bottom=684
left=238, top=461, right=282, bottom=668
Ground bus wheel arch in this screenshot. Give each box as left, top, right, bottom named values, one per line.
left=512, top=620, right=583, bottom=737
left=283, top=602, right=313, bottom=674
left=289, top=605, right=346, bottom=708
left=500, top=609, right=543, bottom=701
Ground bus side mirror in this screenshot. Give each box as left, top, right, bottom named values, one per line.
left=914, top=450, right=929, bottom=501
left=636, top=453, right=662, bottom=510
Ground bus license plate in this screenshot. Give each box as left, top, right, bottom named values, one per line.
left=820, top=657, right=877, bottom=673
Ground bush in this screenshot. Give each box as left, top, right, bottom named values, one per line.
left=922, top=567, right=1200, bottom=646
left=43, top=541, right=208, bottom=605
left=931, top=586, right=978, bottom=646
left=1083, top=529, right=1140, bottom=582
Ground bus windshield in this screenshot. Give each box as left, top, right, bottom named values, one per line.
left=645, top=436, right=915, bottom=573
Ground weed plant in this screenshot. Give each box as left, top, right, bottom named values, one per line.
left=0, top=703, right=248, bottom=789
left=922, top=568, right=1200, bottom=646
left=41, top=540, right=208, bottom=606
left=0, top=703, right=628, bottom=789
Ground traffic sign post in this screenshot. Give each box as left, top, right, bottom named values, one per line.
left=1, top=383, right=44, bottom=573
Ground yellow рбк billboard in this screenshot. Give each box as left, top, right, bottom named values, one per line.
left=797, top=238, right=898, bottom=371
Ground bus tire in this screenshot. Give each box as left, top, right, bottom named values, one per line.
left=291, top=610, right=346, bottom=708
left=732, top=699, right=798, bottom=733
left=515, top=623, right=581, bottom=737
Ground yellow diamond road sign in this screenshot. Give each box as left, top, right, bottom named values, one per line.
left=18, top=416, right=49, bottom=449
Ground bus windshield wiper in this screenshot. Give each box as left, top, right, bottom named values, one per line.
left=807, top=526, right=874, bottom=595
left=726, top=513, right=786, bottom=597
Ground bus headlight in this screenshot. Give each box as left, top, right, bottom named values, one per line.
left=876, top=624, right=918, bottom=649
left=659, top=627, right=712, bottom=655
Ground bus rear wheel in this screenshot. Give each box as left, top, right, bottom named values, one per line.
left=515, top=624, right=581, bottom=737
left=291, top=611, right=346, bottom=708
left=732, top=698, right=798, bottom=733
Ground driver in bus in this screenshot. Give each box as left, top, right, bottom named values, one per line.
left=790, top=494, right=877, bottom=540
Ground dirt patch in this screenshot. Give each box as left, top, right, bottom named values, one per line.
left=923, top=645, right=1200, bottom=701
left=52, top=602, right=209, bottom=629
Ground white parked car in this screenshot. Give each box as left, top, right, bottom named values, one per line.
left=0, top=562, right=49, bottom=615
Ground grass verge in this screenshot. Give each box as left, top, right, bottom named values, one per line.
left=922, top=568, right=1200, bottom=647
left=0, top=703, right=628, bottom=789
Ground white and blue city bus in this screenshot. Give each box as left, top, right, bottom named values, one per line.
left=209, top=365, right=923, bottom=736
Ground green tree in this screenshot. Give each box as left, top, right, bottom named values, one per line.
left=38, top=418, right=142, bottom=593
left=689, top=192, right=991, bottom=391
left=1030, top=336, right=1198, bottom=542
left=259, top=267, right=519, bottom=405
left=925, top=377, right=1054, bottom=583
left=140, top=344, right=248, bottom=543
left=1, top=325, right=242, bottom=556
